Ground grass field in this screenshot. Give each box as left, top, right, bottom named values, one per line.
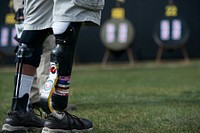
left=0, top=61, right=200, bottom=133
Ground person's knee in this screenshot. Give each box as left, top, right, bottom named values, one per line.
left=15, top=43, right=41, bottom=67
left=15, top=29, right=50, bottom=67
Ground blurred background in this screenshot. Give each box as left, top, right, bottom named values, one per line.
left=0, top=0, right=199, bottom=65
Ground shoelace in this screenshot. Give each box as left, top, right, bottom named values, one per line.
left=7, top=111, right=16, bottom=117
left=64, top=111, right=86, bottom=129
left=7, top=110, right=21, bottom=116
left=7, top=109, right=42, bottom=119
left=32, top=108, right=43, bottom=119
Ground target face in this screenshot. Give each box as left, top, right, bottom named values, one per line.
left=153, top=17, right=189, bottom=48
left=100, top=19, right=135, bottom=51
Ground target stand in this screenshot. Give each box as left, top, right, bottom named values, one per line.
left=100, top=18, right=135, bottom=66
left=155, top=45, right=190, bottom=63
left=100, top=1, right=135, bottom=66
left=153, top=1, right=190, bottom=63
left=102, top=47, right=134, bottom=65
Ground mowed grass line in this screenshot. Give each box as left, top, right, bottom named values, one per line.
left=0, top=61, right=200, bottom=132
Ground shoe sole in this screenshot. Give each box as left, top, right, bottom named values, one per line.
left=2, top=124, right=42, bottom=133
left=42, top=127, right=93, bottom=133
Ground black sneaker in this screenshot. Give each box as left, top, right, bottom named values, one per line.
left=1, top=109, right=44, bottom=133
left=42, top=111, right=93, bottom=133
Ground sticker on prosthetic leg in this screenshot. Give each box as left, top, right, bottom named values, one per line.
left=40, top=62, right=58, bottom=113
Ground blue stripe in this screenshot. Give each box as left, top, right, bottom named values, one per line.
left=58, top=80, right=70, bottom=85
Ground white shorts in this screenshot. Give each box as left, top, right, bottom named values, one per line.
left=23, top=0, right=105, bottom=30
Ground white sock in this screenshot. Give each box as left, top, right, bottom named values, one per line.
left=18, top=74, right=34, bottom=98
left=18, top=74, right=34, bottom=111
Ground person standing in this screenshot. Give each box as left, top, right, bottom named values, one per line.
left=13, top=0, right=55, bottom=107
left=13, top=0, right=77, bottom=110
left=2, top=0, right=105, bottom=132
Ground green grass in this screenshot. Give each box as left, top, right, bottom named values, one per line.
left=1, top=61, right=200, bottom=132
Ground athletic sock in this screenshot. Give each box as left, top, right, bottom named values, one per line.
left=12, top=74, right=34, bottom=114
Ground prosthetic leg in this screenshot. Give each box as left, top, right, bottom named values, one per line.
left=40, top=22, right=82, bottom=113
left=11, top=29, right=50, bottom=114
left=12, top=44, right=33, bottom=113
left=2, top=29, right=50, bottom=132
left=11, top=8, right=27, bottom=112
